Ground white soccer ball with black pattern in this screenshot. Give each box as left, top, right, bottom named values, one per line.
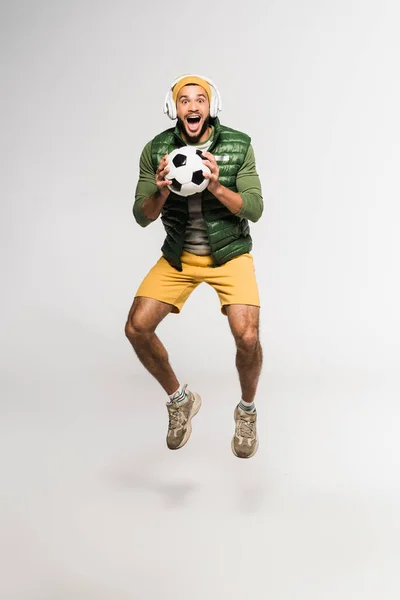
left=165, top=146, right=211, bottom=197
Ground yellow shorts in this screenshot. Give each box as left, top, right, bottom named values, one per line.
left=135, top=250, right=260, bottom=315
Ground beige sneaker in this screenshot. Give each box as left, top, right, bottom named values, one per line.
left=232, top=406, right=259, bottom=459
left=166, top=385, right=201, bottom=450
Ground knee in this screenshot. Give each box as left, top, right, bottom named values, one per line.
left=124, top=315, right=151, bottom=343
left=234, top=327, right=259, bottom=353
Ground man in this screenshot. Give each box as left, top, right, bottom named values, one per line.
left=125, top=74, right=264, bottom=459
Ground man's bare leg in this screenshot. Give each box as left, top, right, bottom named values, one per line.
left=226, top=304, right=262, bottom=458
left=125, top=296, right=201, bottom=450
left=226, top=304, right=263, bottom=403
left=125, top=296, right=179, bottom=395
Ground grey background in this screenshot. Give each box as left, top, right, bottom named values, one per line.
left=1, top=0, right=400, bottom=598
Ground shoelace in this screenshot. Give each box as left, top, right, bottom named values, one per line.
left=168, top=404, right=186, bottom=430
left=237, top=414, right=256, bottom=438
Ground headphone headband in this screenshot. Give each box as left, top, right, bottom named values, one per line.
left=163, top=73, right=222, bottom=120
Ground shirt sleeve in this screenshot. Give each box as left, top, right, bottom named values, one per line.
left=235, top=144, right=263, bottom=223
left=133, top=141, right=158, bottom=227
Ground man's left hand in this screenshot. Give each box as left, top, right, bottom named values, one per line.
left=202, top=152, right=221, bottom=195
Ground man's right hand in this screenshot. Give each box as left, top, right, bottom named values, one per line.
left=156, top=155, right=172, bottom=197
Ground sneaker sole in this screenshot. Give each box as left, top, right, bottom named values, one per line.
left=169, top=392, right=202, bottom=450
left=231, top=437, right=259, bottom=459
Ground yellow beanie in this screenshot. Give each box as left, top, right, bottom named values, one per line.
left=172, top=76, right=211, bottom=104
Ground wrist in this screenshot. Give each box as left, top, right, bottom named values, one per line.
left=209, top=181, right=223, bottom=196
left=157, top=187, right=170, bottom=201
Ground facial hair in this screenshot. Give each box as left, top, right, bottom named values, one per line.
left=177, top=115, right=210, bottom=144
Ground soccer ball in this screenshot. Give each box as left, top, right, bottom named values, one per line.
left=166, top=146, right=211, bottom=197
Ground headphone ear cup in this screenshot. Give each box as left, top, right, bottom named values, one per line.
left=210, top=87, right=220, bottom=119
left=164, top=90, right=177, bottom=120
left=168, top=95, right=177, bottom=120
left=164, top=90, right=176, bottom=119
left=208, top=83, right=221, bottom=118
left=171, top=99, right=177, bottom=120
left=209, top=92, right=217, bottom=118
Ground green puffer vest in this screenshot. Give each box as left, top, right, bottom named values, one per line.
left=151, top=117, right=252, bottom=271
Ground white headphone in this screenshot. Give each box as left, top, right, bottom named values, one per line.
left=163, top=73, right=222, bottom=120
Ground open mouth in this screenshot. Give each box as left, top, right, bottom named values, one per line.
left=186, top=115, right=202, bottom=132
